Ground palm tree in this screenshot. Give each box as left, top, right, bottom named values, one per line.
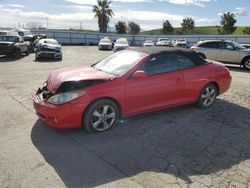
left=93, top=0, right=114, bottom=33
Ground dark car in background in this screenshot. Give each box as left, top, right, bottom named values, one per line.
left=0, top=35, right=30, bottom=58
left=35, top=39, right=62, bottom=60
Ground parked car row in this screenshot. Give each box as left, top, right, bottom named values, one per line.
left=0, top=29, right=62, bottom=61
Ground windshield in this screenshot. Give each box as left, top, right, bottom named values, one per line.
left=100, top=39, right=111, bottom=43
left=93, top=51, right=146, bottom=76
left=145, top=40, right=153, bottom=43
left=159, top=38, right=169, bottom=41
left=232, top=42, right=246, bottom=50
left=0, top=36, right=19, bottom=42
left=43, top=40, right=59, bottom=45
left=116, top=39, right=128, bottom=44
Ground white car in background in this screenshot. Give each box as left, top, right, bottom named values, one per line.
left=172, top=39, right=187, bottom=46
left=114, top=38, right=129, bottom=52
left=98, top=38, right=113, bottom=50
left=156, top=38, right=171, bottom=46
left=35, top=39, right=62, bottom=60
left=143, top=40, right=154, bottom=47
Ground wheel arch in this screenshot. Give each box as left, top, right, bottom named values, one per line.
left=207, top=81, right=220, bottom=96
left=241, top=56, right=250, bottom=65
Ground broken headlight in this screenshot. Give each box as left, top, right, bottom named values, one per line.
left=47, top=90, right=86, bottom=105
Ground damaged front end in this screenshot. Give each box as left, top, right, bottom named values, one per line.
left=36, top=79, right=107, bottom=105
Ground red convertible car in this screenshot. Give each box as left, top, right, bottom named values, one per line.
left=33, top=47, right=231, bottom=132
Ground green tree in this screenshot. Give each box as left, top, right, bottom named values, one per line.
left=162, top=20, right=174, bottom=35
left=93, top=0, right=114, bottom=33
left=181, top=17, right=194, bottom=34
left=115, top=21, right=127, bottom=34
left=217, top=12, right=237, bottom=35
left=242, top=27, right=250, bottom=35
left=128, top=22, right=140, bottom=35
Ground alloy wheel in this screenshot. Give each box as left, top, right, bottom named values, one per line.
left=91, top=105, right=116, bottom=131
left=201, top=86, right=216, bottom=107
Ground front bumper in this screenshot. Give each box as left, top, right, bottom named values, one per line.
left=0, top=46, right=15, bottom=55
left=36, top=51, right=62, bottom=59
left=33, top=91, right=87, bottom=128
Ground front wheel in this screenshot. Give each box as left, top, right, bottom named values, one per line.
left=242, top=57, right=250, bottom=70
left=196, top=84, right=218, bottom=108
left=83, top=99, right=120, bottom=133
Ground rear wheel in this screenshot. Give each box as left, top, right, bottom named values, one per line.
left=242, top=57, right=250, bottom=70
left=83, top=99, right=120, bottom=133
left=196, top=84, right=218, bottom=108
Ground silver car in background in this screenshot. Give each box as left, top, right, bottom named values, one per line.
left=114, top=38, right=129, bottom=52
left=98, top=38, right=113, bottom=50
left=191, top=40, right=250, bottom=70
left=35, top=39, right=62, bottom=60
left=156, top=38, right=171, bottom=46
left=143, top=40, right=154, bottom=47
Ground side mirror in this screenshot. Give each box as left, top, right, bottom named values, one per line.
left=131, top=70, right=148, bottom=79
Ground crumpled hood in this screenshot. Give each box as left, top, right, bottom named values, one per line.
left=47, top=66, right=117, bottom=93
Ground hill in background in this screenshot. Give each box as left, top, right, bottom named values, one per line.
left=141, top=26, right=249, bottom=35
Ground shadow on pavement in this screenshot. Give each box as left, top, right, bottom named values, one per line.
left=31, top=99, right=250, bottom=187
left=0, top=55, right=21, bottom=63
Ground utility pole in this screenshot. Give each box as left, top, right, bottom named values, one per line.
left=46, top=17, right=49, bottom=29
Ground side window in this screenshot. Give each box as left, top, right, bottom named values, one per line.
left=139, top=53, right=179, bottom=76
left=225, top=43, right=235, bottom=50
left=199, top=42, right=218, bottom=49
left=177, top=55, right=196, bottom=70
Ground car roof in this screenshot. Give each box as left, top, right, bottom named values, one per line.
left=198, top=39, right=233, bottom=43
left=130, top=47, right=192, bottom=55
left=129, top=47, right=207, bottom=66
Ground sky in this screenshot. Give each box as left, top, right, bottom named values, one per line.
left=0, top=0, right=249, bottom=31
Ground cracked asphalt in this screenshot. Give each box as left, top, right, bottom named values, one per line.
left=0, top=46, right=250, bottom=188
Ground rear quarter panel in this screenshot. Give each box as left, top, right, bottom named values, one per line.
left=182, top=62, right=231, bottom=103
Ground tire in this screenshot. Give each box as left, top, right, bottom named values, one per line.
left=196, top=83, right=218, bottom=109
left=35, top=56, right=40, bottom=61
left=83, top=99, right=120, bottom=133
left=242, top=57, right=250, bottom=70
left=15, top=49, right=22, bottom=58
left=198, top=53, right=206, bottom=59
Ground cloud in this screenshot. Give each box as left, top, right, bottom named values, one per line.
left=65, top=0, right=152, bottom=4
left=233, top=7, right=247, bottom=16
left=160, top=0, right=216, bottom=7
left=6, top=4, right=24, bottom=8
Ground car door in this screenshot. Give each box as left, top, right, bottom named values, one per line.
left=199, top=42, right=220, bottom=60
left=124, top=53, right=184, bottom=116
left=217, top=42, right=240, bottom=63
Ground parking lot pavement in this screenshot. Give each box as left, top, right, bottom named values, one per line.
left=0, top=46, right=250, bottom=188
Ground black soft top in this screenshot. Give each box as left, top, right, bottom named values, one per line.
left=129, top=47, right=207, bottom=66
